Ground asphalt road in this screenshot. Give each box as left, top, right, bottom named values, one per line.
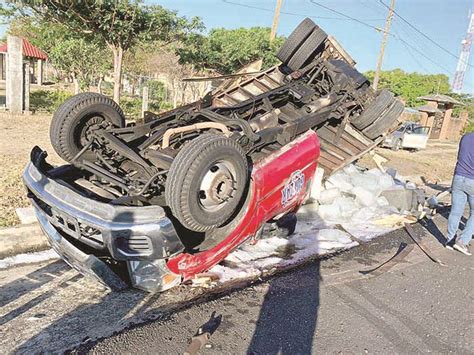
left=80, top=211, right=474, bottom=354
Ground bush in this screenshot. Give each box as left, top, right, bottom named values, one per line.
left=30, top=89, right=73, bottom=113
left=142, top=80, right=166, bottom=101
left=464, top=120, right=474, bottom=134
left=159, top=101, right=173, bottom=111
left=120, top=96, right=142, bottom=117
left=121, top=95, right=174, bottom=118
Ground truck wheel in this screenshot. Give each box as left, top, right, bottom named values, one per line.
left=50, top=93, right=125, bottom=162
left=351, top=89, right=394, bottom=130
left=287, top=27, right=327, bottom=71
left=277, top=18, right=316, bottom=64
left=166, top=134, right=249, bottom=232
left=363, top=100, right=404, bottom=140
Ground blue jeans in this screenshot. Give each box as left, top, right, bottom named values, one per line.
left=447, top=175, right=474, bottom=246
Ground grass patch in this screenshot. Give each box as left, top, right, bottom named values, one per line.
left=0, top=160, right=28, bottom=227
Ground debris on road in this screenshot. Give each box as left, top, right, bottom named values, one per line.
left=359, top=242, right=415, bottom=277
left=189, top=273, right=220, bottom=288
left=0, top=249, right=58, bottom=269
left=184, top=312, right=222, bottom=355
left=404, top=222, right=446, bottom=266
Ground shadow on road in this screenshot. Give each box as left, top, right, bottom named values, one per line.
left=420, top=208, right=468, bottom=246
left=0, top=260, right=69, bottom=308
left=248, top=261, right=321, bottom=354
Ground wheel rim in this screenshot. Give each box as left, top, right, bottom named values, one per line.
left=199, top=161, right=237, bottom=212
left=77, top=115, right=105, bottom=147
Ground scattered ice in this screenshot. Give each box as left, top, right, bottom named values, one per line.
left=209, top=164, right=418, bottom=285
left=352, top=186, right=378, bottom=207
left=0, top=249, right=59, bottom=269
left=318, top=187, right=340, bottom=205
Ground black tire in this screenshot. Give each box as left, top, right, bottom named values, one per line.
left=363, top=99, right=404, bottom=139
left=50, top=93, right=125, bottom=162
left=166, top=134, right=249, bottom=232
left=50, top=92, right=98, bottom=150
left=276, top=18, right=316, bottom=64
left=287, top=27, right=327, bottom=71
left=351, top=89, right=394, bottom=130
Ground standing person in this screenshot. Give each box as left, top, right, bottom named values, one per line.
left=445, top=132, right=474, bottom=255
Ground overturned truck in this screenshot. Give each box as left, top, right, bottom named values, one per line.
left=23, top=19, right=403, bottom=292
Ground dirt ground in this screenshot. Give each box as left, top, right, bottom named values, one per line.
left=358, top=140, right=459, bottom=185
left=0, top=113, right=460, bottom=227
left=0, top=113, right=62, bottom=227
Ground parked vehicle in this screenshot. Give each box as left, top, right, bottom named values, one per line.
left=383, top=121, right=429, bottom=151
left=23, top=18, right=403, bottom=292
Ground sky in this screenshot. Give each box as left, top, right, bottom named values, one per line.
left=1, top=0, right=473, bottom=93
left=149, top=0, right=474, bottom=93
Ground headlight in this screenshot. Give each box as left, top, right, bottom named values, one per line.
left=127, top=259, right=181, bottom=292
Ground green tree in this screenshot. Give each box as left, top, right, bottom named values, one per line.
left=12, top=0, right=202, bottom=103
left=364, top=69, right=451, bottom=107
left=178, top=27, right=285, bottom=74
left=9, top=17, right=110, bottom=93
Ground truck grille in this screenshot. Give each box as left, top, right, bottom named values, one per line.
left=117, top=235, right=152, bottom=256
left=29, top=191, right=104, bottom=248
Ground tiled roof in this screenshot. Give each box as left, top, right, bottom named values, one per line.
left=0, top=38, right=48, bottom=60
left=416, top=104, right=442, bottom=113
left=417, top=94, right=463, bottom=105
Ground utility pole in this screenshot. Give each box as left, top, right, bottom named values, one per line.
left=373, top=0, right=395, bottom=91
left=270, top=0, right=283, bottom=42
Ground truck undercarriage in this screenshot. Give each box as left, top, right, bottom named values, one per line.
left=23, top=18, right=404, bottom=291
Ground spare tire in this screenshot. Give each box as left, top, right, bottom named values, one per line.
left=351, top=89, right=394, bottom=130
left=50, top=93, right=125, bottom=162
left=165, top=134, right=249, bottom=232
left=276, top=18, right=317, bottom=64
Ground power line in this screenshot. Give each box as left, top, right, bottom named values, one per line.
left=357, top=0, right=387, bottom=17
left=224, top=0, right=471, bottom=89
left=222, top=0, right=385, bottom=21
left=378, top=0, right=474, bottom=68
left=393, top=21, right=431, bottom=73
left=309, top=0, right=387, bottom=33
left=308, top=0, right=467, bottom=82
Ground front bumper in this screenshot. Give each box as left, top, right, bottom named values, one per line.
left=23, top=147, right=183, bottom=291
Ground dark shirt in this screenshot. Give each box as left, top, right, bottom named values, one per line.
left=454, top=133, right=474, bottom=179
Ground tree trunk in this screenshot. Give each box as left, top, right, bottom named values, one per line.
left=111, top=45, right=124, bottom=104
left=97, top=76, right=103, bottom=94
left=73, top=74, right=80, bottom=95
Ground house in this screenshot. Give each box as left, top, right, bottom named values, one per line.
left=417, top=94, right=467, bottom=140
left=0, top=38, right=48, bottom=85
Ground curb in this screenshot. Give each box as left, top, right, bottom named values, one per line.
left=0, top=223, right=50, bottom=258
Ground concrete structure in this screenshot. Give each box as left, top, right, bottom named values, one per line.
left=5, top=36, right=24, bottom=114
left=0, top=37, right=48, bottom=84
left=417, top=94, right=467, bottom=140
